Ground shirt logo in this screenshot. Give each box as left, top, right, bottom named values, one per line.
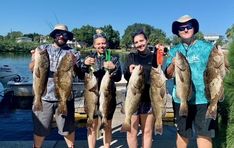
left=188, top=55, right=200, bottom=63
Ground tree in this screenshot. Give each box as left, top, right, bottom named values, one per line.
left=0, top=35, right=3, bottom=41
left=24, top=33, right=42, bottom=42
left=149, top=29, right=169, bottom=45
left=121, top=23, right=167, bottom=48
left=170, top=35, right=181, bottom=46
left=101, top=25, right=120, bottom=49
left=226, top=24, right=234, bottom=39
left=5, top=31, right=23, bottom=40
left=72, top=25, right=96, bottom=47
left=194, top=31, right=204, bottom=40
left=218, top=38, right=234, bottom=148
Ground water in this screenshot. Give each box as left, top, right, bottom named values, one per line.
left=0, top=52, right=176, bottom=142
left=0, top=52, right=127, bottom=141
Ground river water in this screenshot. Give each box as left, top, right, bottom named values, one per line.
left=0, top=52, right=176, bottom=142
left=0, top=52, right=128, bottom=141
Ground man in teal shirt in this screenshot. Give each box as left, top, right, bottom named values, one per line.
left=166, top=15, right=215, bottom=148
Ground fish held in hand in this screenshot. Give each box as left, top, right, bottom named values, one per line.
left=204, top=47, right=226, bottom=120
left=84, top=69, right=98, bottom=127
left=175, top=52, right=192, bottom=117
left=150, top=65, right=167, bottom=135
left=32, top=47, right=49, bottom=111
left=99, top=70, right=112, bottom=129
left=54, top=53, right=74, bottom=116
left=121, top=65, right=145, bottom=132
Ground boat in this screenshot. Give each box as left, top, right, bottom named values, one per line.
left=7, top=80, right=84, bottom=98
left=0, top=65, right=21, bottom=87
left=0, top=82, right=4, bottom=103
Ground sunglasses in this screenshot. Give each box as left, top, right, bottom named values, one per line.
left=178, top=24, right=193, bottom=31
left=55, top=32, right=69, bottom=39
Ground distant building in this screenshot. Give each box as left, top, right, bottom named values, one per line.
left=39, top=36, right=49, bottom=43
left=16, top=37, right=32, bottom=43
left=67, top=40, right=87, bottom=48
left=204, top=35, right=224, bottom=44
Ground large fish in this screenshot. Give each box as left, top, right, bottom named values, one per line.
left=175, top=52, right=192, bottom=117
left=204, top=47, right=226, bottom=120
left=32, top=47, right=49, bottom=111
left=84, top=68, right=98, bottom=127
left=54, top=53, right=74, bottom=116
left=150, top=65, right=167, bottom=135
left=99, top=70, right=112, bottom=129
left=121, top=65, right=144, bottom=132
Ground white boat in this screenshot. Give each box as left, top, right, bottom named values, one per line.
left=7, top=80, right=85, bottom=98
left=0, top=65, right=21, bottom=87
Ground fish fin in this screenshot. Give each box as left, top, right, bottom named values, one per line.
left=205, top=104, right=217, bottom=120
left=121, top=122, right=131, bottom=132
left=57, top=102, right=68, bottom=116
left=86, top=118, right=93, bottom=128
left=160, top=87, right=166, bottom=99
left=179, top=103, right=188, bottom=117
left=35, top=67, right=40, bottom=78
left=187, top=85, right=193, bottom=101
left=218, top=87, right=225, bottom=102
left=178, top=70, right=184, bottom=82
left=33, top=100, right=43, bottom=111
left=155, top=123, right=163, bottom=135
left=99, top=118, right=108, bottom=130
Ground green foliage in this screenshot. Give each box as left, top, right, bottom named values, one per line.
left=226, top=24, right=234, bottom=39
left=221, top=40, right=234, bottom=148
left=5, top=31, right=23, bottom=40
left=194, top=31, right=204, bottom=40
left=101, top=25, right=120, bottom=49
left=24, top=33, right=43, bottom=42
left=72, top=25, right=96, bottom=47
left=0, top=40, right=39, bottom=52
left=72, top=25, right=120, bottom=49
left=120, top=23, right=168, bottom=48
left=170, top=35, right=181, bottom=45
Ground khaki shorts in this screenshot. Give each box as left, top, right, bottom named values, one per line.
left=32, top=100, right=75, bottom=137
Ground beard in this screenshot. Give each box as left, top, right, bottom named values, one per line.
left=54, top=37, right=68, bottom=47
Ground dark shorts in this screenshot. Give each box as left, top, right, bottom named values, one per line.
left=32, top=100, right=75, bottom=137
left=134, top=102, right=152, bottom=115
left=174, top=103, right=215, bottom=138
left=93, top=98, right=116, bottom=120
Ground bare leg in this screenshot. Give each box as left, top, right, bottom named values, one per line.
left=33, top=134, right=45, bottom=148
left=87, top=118, right=98, bottom=148
left=103, top=120, right=112, bottom=148
left=127, top=115, right=139, bottom=148
left=140, top=114, right=154, bottom=148
left=64, top=131, right=75, bottom=148
left=176, top=133, right=189, bottom=148
left=197, top=136, right=212, bottom=148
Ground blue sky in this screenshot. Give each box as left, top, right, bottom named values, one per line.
left=0, top=0, right=234, bottom=38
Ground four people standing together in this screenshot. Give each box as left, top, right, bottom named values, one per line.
left=30, top=14, right=218, bottom=147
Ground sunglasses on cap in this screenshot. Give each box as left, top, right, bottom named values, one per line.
left=178, top=23, right=193, bottom=31
left=55, top=31, right=69, bottom=39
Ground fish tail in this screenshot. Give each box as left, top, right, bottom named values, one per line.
left=57, top=103, right=67, bottom=116
left=33, top=99, right=43, bottom=111
left=205, top=105, right=217, bottom=120
left=154, top=120, right=163, bottom=135
left=99, top=118, right=108, bottom=130
left=86, top=118, right=93, bottom=127
left=121, top=121, right=131, bottom=132
left=179, top=103, right=188, bottom=117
